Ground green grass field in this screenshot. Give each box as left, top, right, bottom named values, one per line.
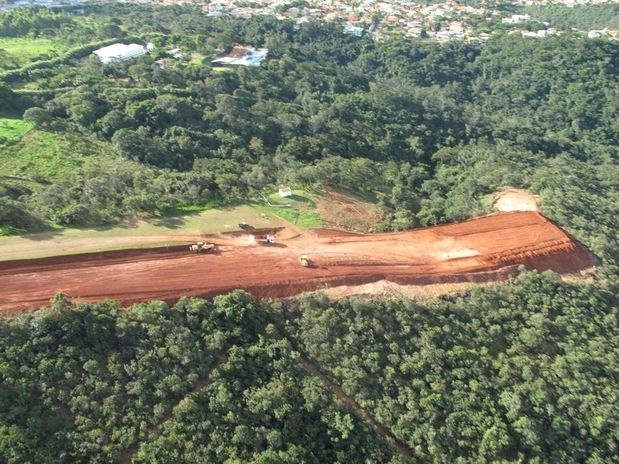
left=0, top=118, right=34, bottom=142
left=0, top=129, right=119, bottom=181
left=263, top=190, right=325, bottom=229
left=0, top=204, right=292, bottom=261
left=0, top=38, right=68, bottom=69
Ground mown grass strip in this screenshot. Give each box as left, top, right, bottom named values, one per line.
left=0, top=205, right=291, bottom=261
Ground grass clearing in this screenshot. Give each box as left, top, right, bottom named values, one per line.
left=0, top=37, right=68, bottom=69
left=211, top=66, right=234, bottom=73
left=314, top=188, right=382, bottom=232
left=134, top=204, right=288, bottom=236
left=189, top=53, right=210, bottom=65
left=263, top=190, right=325, bottom=229
left=0, top=129, right=116, bottom=181
left=0, top=118, right=34, bottom=142
left=0, top=204, right=292, bottom=261
left=0, top=188, right=370, bottom=261
left=267, top=207, right=324, bottom=229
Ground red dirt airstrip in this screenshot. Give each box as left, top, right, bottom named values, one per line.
left=0, top=211, right=594, bottom=314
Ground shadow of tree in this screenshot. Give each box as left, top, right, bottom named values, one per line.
left=20, top=229, right=64, bottom=241
left=149, top=215, right=187, bottom=229
left=288, top=193, right=310, bottom=202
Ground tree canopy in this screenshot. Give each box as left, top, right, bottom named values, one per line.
left=0, top=273, right=618, bottom=462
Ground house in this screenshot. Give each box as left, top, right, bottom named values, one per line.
left=93, top=43, right=146, bottom=64
left=211, top=46, right=268, bottom=67
left=502, top=14, right=531, bottom=24
left=168, top=48, right=184, bottom=59
left=343, top=25, right=364, bottom=37
left=278, top=186, right=292, bottom=198
left=155, top=58, right=171, bottom=69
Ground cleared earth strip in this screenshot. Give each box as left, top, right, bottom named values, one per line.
left=297, top=357, right=417, bottom=460
left=119, top=351, right=230, bottom=464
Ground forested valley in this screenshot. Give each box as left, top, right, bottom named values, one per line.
left=1, top=3, right=619, bottom=462
left=1, top=272, right=618, bottom=463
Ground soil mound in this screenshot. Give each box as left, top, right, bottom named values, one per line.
left=493, top=188, right=539, bottom=212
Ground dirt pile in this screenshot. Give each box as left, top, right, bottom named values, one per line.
left=493, top=188, right=540, bottom=212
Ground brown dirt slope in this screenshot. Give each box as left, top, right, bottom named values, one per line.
left=0, top=211, right=594, bottom=315
left=314, top=188, right=382, bottom=232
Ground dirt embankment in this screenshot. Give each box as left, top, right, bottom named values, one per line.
left=0, top=211, right=595, bottom=314
left=493, top=188, right=540, bottom=212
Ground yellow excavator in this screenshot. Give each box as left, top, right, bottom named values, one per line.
left=190, top=242, right=215, bottom=253
left=298, top=255, right=311, bottom=267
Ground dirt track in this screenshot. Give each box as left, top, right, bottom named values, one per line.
left=0, top=212, right=594, bottom=314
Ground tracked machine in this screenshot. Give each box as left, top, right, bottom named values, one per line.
left=189, top=242, right=215, bottom=253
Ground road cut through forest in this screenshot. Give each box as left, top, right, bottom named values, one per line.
left=0, top=211, right=595, bottom=315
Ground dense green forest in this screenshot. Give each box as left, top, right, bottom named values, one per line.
left=0, top=4, right=617, bottom=277
left=1, top=272, right=618, bottom=462
left=523, top=3, right=619, bottom=31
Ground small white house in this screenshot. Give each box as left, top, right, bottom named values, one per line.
left=278, top=186, right=292, bottom=198
left=502, top=14, right=531, bottom=24
left=343, top=25, right=364, bottom=37
left=93, top=43, right=146, bottom=64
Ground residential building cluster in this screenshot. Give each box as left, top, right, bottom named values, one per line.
left=202, top=0, right=619, bottom=43
left=2, top=0, right=618, bottom=43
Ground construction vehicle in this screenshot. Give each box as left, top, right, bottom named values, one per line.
left=298, top=255, right=311, bottom=267
left=189, top=242, right=215, bottom=253
left=238, top=221, right=252, bottom=230
left=265, top=234, right=275, bottom=244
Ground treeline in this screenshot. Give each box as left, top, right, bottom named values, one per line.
left=0, top=6, right=73, bottom=37
left=26, top=161, right=219, bottom=227
left=1, top=272, right=618, bottom=462
left=0, top=290, right=393, bottom=463
left=524, top=3, right=619, bottom=31
left=289, top=271, right=619, bottom=462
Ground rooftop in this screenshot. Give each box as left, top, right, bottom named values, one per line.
left=212, top=45, right=269, bottom=66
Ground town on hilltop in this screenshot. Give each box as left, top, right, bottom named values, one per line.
left=1, top=0, right=618, bottom=43
left=209, top=0, right=619, bottom=43
left=204, top=0, right=619, bottom=42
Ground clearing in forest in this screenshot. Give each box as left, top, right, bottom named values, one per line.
left=0, top=211, right=595, bottom=315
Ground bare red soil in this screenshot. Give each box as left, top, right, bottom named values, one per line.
left=0, top=212, right=594, bottom=314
